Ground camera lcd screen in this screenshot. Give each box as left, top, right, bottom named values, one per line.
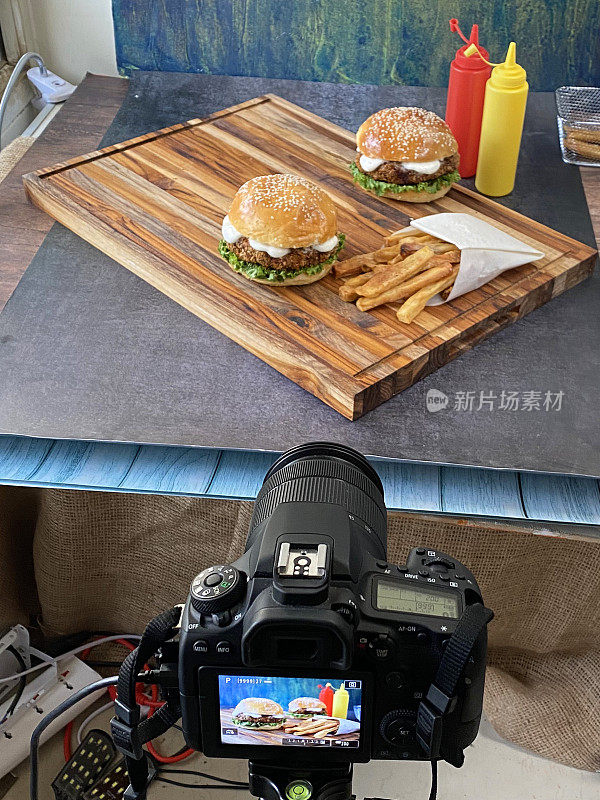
left=218, top=675, right=362, bottom=749
left=376, top=580, right=460, bottom=618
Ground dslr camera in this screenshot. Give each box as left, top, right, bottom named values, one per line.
left=112, top=443, right=492, bottom=800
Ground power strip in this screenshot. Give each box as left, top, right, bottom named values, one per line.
left=0, top=657, right=103, bottom=778
left=0, top=625, right=31, bottom=703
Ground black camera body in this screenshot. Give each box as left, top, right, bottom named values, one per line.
left=178, top=444, right=488, bottom=771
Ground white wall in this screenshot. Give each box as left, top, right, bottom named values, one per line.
left=26, top=0, right=118, bottom=84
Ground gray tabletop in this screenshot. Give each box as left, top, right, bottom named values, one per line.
left=0, top=73, right=598, bottom=476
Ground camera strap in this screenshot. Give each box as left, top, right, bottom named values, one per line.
left=111, top=606, right=182, bottom=799
left=416, top=602, right=494, bottom=766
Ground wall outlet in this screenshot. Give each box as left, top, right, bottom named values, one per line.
left=27, top=68, right=76, bottom=103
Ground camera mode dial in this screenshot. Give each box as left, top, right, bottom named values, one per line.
left=190, top=565, right=245, bottom=613
left=380, top=709, right=417, bottom=747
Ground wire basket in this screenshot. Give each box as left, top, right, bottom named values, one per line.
left=556, top=86, right=600, bottom=167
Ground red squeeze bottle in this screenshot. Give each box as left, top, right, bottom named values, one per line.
left=445, top=19, right=492, bottom=178
left=318, top=683, right=334, bottom=715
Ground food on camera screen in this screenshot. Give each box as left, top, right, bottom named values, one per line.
left=334, top=227, right=461, bottom=324
left=218, top=675, right=362, bottom=748
left=231, top=698, right=286, bottom=730
left=288, top=697, right=327, bottom=718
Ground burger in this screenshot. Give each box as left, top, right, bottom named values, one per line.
left=218, top=173, right=345, bottom=285
left=350, top=107, right=460, bottom=202
left=231, top=698, right=286, bottom=730
left=288, top=697, right=327, bottom=719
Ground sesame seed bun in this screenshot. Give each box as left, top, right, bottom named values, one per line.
left=228, top=174, right=338, bottom=249
left=357, top=107, right=458, bottom=163
left=288, top=697, right=327, bottom=717
left=232, top=698, right=284, bottom=717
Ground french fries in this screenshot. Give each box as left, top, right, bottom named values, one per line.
left=356, top=263, right=454, bottom=312
left=400, top=241, right=460, bottom=258
left=336, top=228, right=462, bottom=324
left=357, top=247, right=435, bottom=298
left=283, top=716, right=340, bottom=738
left=334, top=253, right=377, bottom=278
left=384, top=229, right=435, bottom=245
left=396, top=267, right=459, bottom=324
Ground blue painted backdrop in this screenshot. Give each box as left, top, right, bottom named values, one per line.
left=112, top=1, right=600, bottom=91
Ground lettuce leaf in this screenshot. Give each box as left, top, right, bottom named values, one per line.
left=349, top=162, right=460, bottom=197
left=218, top=234, right=346, bottom=283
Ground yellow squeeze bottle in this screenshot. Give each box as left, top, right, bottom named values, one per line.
left=465, top=42, right=528, bottom=197
left=332, top=682, right=349, bottom=719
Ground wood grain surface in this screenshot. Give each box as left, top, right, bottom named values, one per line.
left=23, top=94, right=597, bottom=420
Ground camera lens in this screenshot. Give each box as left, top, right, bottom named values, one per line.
left=248, top=442, right=387, bottom=556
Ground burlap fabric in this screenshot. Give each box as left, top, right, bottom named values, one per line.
left=0, top=486, right=40, bottom=628
left=1, top=486, right=598, bottom=771
left=0, top=135, right=35, bottom=184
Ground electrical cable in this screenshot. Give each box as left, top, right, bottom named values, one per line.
left=155, top=777, right=246, bottom=790
left=64, top=636, right=158, bottom=760
left=0, top=634, right=142, bottom=686
left=157, top=768, right=248, bottom=787
left=76, top=699, right=114, bottom=744
left=0, top=51, right=47, bottom=150
left=63, top=721, right=74, bottom=761
left=428, top=760, right=438, bottom=800
left=30, top=675, right=118, bottom=800
left=0, top=645, right=27, bottom=724
left=145, top=687, right=194, bottom=763
left=106, top=637, right=194, bottom=764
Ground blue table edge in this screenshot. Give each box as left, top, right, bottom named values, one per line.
left=1, top=434, right=599, bottom=531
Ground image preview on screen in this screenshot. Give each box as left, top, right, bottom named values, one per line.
left=218, top=675, right=362, bottom=748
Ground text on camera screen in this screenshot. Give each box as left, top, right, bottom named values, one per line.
left=376, top=580, right=460, bottom=618
left=218, top=675, right=362, bottom=748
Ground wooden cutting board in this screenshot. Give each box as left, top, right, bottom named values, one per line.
left=23, top=94, right=597, bottom=420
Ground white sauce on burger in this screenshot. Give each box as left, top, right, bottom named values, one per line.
left=358, top=153, right=441, bottom=174
left=221, top=215, right=338, bottom=258
left=248, top=238, right=290, bottom=258
left=221, top=215, right=242, bottom=244
left=312, top=235, right=338, bottom=252
left=400, top=159, right=441, bottom=174
left=359, top=154, right=385, bottom=172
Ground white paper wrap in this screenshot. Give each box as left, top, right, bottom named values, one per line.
left=392, top=213, right=545, bottom=305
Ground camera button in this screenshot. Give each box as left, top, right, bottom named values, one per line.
left=204, top=573, right=223, bottom=587
left=418, top=570, right=429, bottom=577
left=369, top=635, right=394, bottom=660
left=439, top=574, right=450, bottom=581
left=193, top=639, right=209, bottom=654
left=211, top=610, right=231, bottom=627
left=385, top=671, right=404, bottom=690
left=216, top=640, right=232, bottom=655
left=377, top=561, right=388, bottom=569
left=333, top=603, right=356, bottom=625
